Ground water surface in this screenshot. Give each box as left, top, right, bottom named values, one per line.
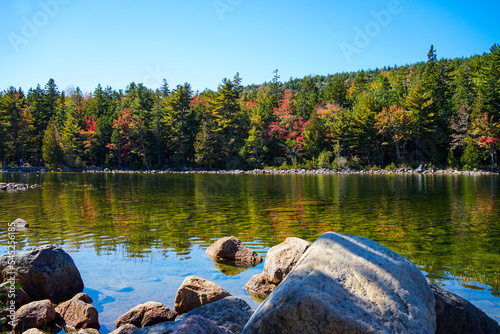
left=0, top=172, right=499, bottom=331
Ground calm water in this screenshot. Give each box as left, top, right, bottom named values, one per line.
left=1, top=172, right=499, bottom=331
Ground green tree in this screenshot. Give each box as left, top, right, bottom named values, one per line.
left=479, top=44, right=500, bottom=120
left=294, top=76, right=319, bottom=119
left=321, top=76, right=349, bottom=107
left=61, top=112, right=82, bottom=167
left=0, top=87, right=34, bottom=164
left=404, top=77, right=434, bottom=164
left=164, top=83, right=194, bottom=164
left=42, top=118, right=64, bottom=168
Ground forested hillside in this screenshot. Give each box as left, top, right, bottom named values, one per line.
left=1, top=44, right=499, bottom=170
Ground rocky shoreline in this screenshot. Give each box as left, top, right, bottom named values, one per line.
left=1, top=166, right=499, bottom=176
left=0, top=183, right=41, bottom=191
left=1, top=228, right=499, bottom=334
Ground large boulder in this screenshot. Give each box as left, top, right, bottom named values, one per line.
left=242, top=232, right=436, bottom=334
left=0, top=245, right=84, bottom=304
left=431, top=283, right=500, bottom=333
left=174, top=276, right=231, bottom=315
left=115, top=301, right=177, bottom=328
left=205, top=237, right=262, bottom=263
left=13, top=299, right=56, bottom=333
left=175, top=297, right=254, bottom=334
left=55, top=293, right=99, bottom=330
left=244, top=237, right=310, bottom=296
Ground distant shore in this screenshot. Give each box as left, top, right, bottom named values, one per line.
left=1, top=166, right=499, bottom=176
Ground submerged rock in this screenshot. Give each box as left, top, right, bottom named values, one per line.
left=115, top=301, right=177, bottom=328
left=205, top=236, right=262, bottom=263
left=174, top=276, right=231, bottom=315
left=242, top=232, right=436, bottom=334
left=210, top=259, right=257, bottom=277
left=10, top=218, right=30, bottom=229
left=0, top=245, right=84, bottom=304
left=431, top=283, right=500, bottom=334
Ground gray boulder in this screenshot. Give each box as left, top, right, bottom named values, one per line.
left=0, top=245, right=84, bottom=304
left=174, top=276, right=231, bottom=315
left=431, top=283, right=500, bottom=334
left=10, top=218, right=30, bottom=229
left=242, top=232, right=436, bottom=334
left=131, top=297, right=253, bottom=334
left=205, top=237, right=262, bottom=263
left=130, top=315, right=227, bottom=334
left=175, top=297, right=254, bottom=334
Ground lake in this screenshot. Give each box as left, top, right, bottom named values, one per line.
left=0, top=172, right=499, bottom=332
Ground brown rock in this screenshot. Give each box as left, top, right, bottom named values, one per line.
left=263, top=237, right=311, bottom=284
left=205, top=236, right=262, bottom=263
left=109, top=324, right=138, bottom=334
left=71, top=293, right=93, bottom=304
left=174, top=276, right=231, bottom=315
left=431, top=283, right=500, bottom=334
left=77, top=329, right=101, bottom=334
left=13, top=299, right=56, bottom=333
left=21, top=329, right=47, bottom=334
left=115, top=301, right=177, bottom=328
left=244, top=273, right=276, bottom=297
left=244, top=237, right=310, bottom=298
left=0, top=281, right=31, bottom=308
left=55, top=297, right=99, bottom=330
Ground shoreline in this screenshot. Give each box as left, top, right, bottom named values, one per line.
left=1, top=166, right=499, bottom=176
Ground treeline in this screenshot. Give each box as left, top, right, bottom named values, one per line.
left=1, top=44, right=499, bottom=170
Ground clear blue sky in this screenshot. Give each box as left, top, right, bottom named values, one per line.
left=0, top=0, right=498, bottom=94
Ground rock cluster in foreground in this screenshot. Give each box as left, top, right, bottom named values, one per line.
left=1, top=234, right=499, bottom=334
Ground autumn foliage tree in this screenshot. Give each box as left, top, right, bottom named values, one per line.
left=269, top=90, right=308, bottom=166
left=375, top=105, right=416, bottom=163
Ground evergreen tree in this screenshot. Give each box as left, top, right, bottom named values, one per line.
left=61, top=112, right=82, bottom=167
left=42, top=118, right=64, bottom=168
